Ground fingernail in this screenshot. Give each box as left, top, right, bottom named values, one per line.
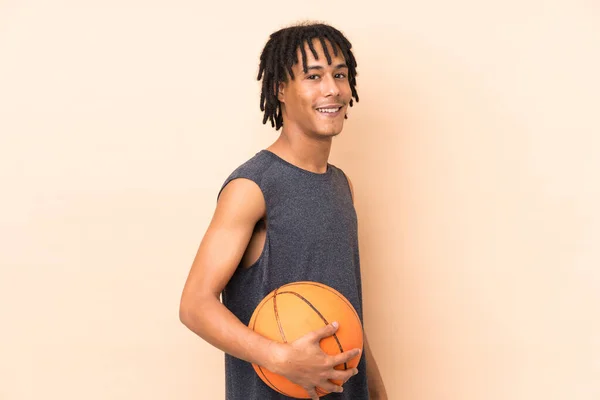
left=332, top=321, right=339, bottom=328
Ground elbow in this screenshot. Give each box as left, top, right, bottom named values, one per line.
left=178, top=291, right=216, bottom=329
left=179, top=294, right=196, bottom=328
left=179, top=301, right=189, bottom=327
left=179, top=306, right=186, bottom=324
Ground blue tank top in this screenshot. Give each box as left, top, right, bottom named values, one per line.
left=217, top=149, right=369, bottom=399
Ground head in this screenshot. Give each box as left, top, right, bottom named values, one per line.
left=257, top=22, right=359, bottom=138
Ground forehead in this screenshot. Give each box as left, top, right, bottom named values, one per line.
left=293, top=38, right=346, bottom=71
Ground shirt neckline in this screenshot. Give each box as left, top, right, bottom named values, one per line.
left=260, top=149, right=333, bottom=178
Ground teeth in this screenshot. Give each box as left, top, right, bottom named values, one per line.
left=317, top=107, right=340, bottom=113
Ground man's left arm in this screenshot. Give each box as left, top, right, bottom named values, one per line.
left=344, top=173, right=388, bottom=399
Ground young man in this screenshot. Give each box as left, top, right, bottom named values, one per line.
left=179, top=22, right=387, bottom=399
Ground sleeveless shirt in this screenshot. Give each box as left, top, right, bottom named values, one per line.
left=217, top=149, right=369, bottom=399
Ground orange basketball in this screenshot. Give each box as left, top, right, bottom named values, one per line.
left=248, top=281, right=363, bottom=398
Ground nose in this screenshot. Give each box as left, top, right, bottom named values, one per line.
left=322, top=74, right=340, bottom=97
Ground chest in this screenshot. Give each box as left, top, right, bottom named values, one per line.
left=267, top=183, right=357, bottom=244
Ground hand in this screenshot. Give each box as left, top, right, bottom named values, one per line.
left=269, top=322, right=361, bottom=400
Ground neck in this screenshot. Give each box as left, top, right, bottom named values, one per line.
left=267, top=126, right=333, bottom=174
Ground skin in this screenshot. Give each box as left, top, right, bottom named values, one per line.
left=179, top=37, right=387, bottom=399
left=268, top=39, right=351, bottom=172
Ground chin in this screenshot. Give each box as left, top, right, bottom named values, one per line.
left=318, top=123, right=345, bottom=137
left=315, top=129, right=342, bottom=138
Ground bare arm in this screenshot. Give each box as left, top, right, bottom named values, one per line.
left=179, top=178, right=275, bottom=366
left=179, top=178, right=359, bottom=399
left=344, top=173, right=389, bottom=399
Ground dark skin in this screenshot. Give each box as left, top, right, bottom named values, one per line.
left=180, top=38, right=387, bottom=399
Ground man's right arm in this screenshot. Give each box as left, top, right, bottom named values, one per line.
left=179, top=178, right=275, bottom=366
left=178, top=178, right=359, bottom=399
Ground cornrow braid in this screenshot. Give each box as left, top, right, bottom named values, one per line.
left=257, top=22, right=359, bottom=130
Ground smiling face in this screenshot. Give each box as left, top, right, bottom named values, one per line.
left=277, top=38, right=353, bottom=139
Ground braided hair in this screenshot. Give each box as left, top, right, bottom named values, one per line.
left=257, top=22, right=359, bottom=130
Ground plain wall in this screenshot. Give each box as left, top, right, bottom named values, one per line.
left=1, top=0, right=599, bottom=399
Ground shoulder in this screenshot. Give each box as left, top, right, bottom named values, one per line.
left=217, top=150, right=278, bottom=200
left=227, top=150, right=277, bottom=182
left=215, top=152, right=273, bottom=222
left=329, top=164, right=355, bottom=203
left=216, top=177, right=266, bottom=222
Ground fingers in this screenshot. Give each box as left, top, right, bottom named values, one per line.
left=330, top=368, right=359, bottom=383
left=305, top=387, right=319, bottom=400
left=305, top=368, right=358, bottom=399
left=317, top=381, right=344, bottom=394
left=330, top=348, right=361, bottom=366
left=308, top=321, right=339, bottom=342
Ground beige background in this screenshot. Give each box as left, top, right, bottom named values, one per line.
left=1, top=0, right=599, bottom=399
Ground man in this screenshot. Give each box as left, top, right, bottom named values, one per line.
left=179, top=22, right=387, bottom=399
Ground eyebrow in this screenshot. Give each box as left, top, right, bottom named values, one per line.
left=305, top=63, right=348, bottom=72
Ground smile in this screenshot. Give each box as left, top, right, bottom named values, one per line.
left=316, top=106, right=342, bottom=115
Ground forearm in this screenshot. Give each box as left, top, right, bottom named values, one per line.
left=364, top=334, right=388, bottom=399
left=180, top=295, right=277, bottom=370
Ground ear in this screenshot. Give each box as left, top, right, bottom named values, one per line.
left=276, top=81, right=286, bottom=103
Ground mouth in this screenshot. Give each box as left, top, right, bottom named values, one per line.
left=315, top=105, right=344, bottom=117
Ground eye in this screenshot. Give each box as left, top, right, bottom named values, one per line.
left=335, top=73, right=347, bottom=79
left=307, top=74, right=320, bottom=80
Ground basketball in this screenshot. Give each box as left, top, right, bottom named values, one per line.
left=248, top=281, right=363, bottom=398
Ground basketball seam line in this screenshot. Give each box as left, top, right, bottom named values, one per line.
left=256, top=365, right=289, bottom=396
left=253, top=282, right=361, bottom=326
left=279, top=281, right=362, bottom=323
left=278, top=290, right=348, bottom=370
left=273, top=287, right=288, bottom=343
